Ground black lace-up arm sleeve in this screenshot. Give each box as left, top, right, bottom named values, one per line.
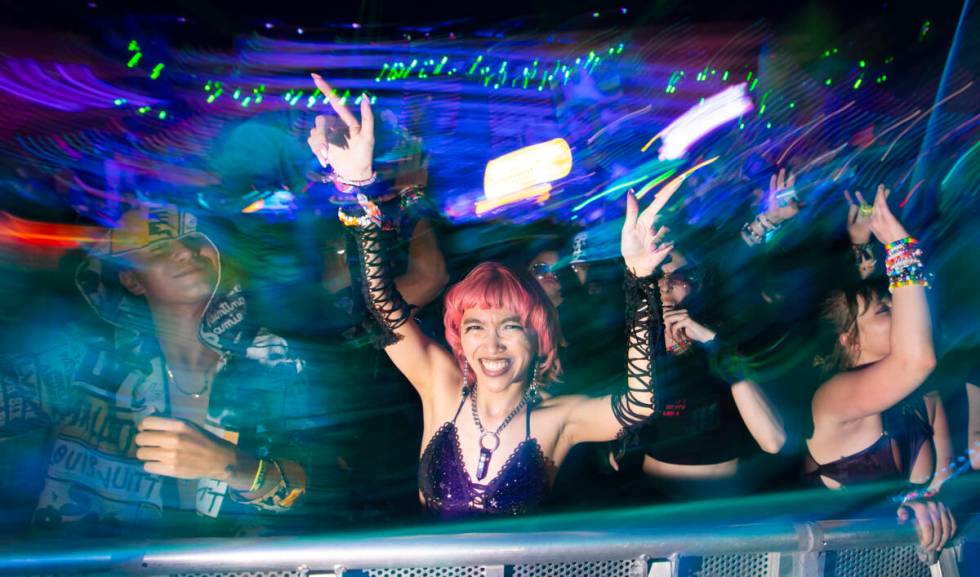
left=350, top=220, right=414, bottom=348
left=610, top=269, right=664, bottom=435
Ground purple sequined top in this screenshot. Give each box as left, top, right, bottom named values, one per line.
left=418, top=391, right=550, bottom=519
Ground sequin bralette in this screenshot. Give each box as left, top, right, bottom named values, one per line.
left=418, top=389, right=550, bottom=519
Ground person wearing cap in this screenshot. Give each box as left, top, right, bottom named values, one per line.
left=26, top=203, right=308, bottom=535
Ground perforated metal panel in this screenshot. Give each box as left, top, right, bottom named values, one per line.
left=175, top=572, right=301, bottom=577
left=362, top=567, right=486, bottom=577
left=829, top=545, right=931, bottom=577
left=680, top=553, right=774, bottom=577
left=512, top=559, right=638, bottom=577
left=175, top=572, right=302, bottom=577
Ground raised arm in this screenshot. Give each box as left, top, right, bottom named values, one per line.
left=662, top=306, right=786, bottom=454
left=844, top=189, right=877, bottom=280
left=562, top=191, right=673, bottom=443
left=813, top=185, right=936, bottom=423
left=307, top=74, right=456, bottom=400
left=739, top=168, right=801, bottom=247
left=395, top=218, right=449, bottom=308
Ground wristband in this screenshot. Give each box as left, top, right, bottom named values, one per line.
left=248, top=459, right=268, bottom=493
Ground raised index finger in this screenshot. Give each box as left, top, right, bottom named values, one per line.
left=312, top=73, right=360, bottom=130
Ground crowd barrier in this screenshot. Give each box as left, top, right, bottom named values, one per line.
left=1, top=512, right=976, bottom=577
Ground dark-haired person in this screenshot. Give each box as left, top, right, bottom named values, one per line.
left=807, top=185, right=955, bottom=553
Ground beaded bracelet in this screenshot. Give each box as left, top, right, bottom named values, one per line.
left=885, top=236, right=929, bottom=292
left=337, top=195, right=398, bottom=231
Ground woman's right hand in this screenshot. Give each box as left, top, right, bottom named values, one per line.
left=866, top=184, right=910, bottom=245
left=307, top=74, right=375, bottom=182
left=898, top=498, right=957, bottom=552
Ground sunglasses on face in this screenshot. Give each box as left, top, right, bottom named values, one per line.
left=529, top=262, right=557, bottom=278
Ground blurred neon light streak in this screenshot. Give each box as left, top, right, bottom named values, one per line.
left=0, top=212, right=104, bottom=248
left=880, top=81, right=973, bottom=162
left=572, top=174, right=652, bottom=212
left=636, top=156, right=718, bottom=203
left=898, top=180, right=925, bottom=209
left=911, top=0, right=974, bottom=189
left=657, top=84, right=752, bottom=160
left=775, top=101, right=855, bottom=165
left=936, top=113, right=980, bottom=145
left=475, top=183, right=552, bottom=215
left=588, top=105, right=652, bottom=144
left=941, top=140, right=980, bottom=190
left=633, top=169, right=677, bottom=200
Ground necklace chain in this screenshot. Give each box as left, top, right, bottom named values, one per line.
left=165, top=354, right=224, bottom=398
left=469, top=385, right=528, bottom=438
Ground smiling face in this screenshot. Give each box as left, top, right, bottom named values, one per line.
left=460, top=308, right=536, bottom=394
left=117, top=235, right=219, bottom=307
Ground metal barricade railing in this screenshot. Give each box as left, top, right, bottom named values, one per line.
left=0, top=514, right=975, bottom=577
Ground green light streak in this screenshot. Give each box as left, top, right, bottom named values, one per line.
left=634, top=169, right=677, bottom=200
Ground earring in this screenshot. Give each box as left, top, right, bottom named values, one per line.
left=462, top=361, right=471, bottom=391
left=529, top=364, right=542, bottom=403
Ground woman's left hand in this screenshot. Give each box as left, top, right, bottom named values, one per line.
left=621, top=190, right=674, bottom=277
left=663, top=308, right=717, bottom=344
left=307, top=74, right=375, bottom=182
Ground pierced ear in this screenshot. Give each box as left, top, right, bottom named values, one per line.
left=118, top=269, right=145, bottom=296
left=838, top=332, right=860, bottom=365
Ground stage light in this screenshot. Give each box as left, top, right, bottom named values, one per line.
left=657, top=83, right=753, bottom=160
left=483, top=138, right=572, bottom=201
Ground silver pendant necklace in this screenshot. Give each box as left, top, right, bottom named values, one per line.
left=469, top=385, right=529, bottom=481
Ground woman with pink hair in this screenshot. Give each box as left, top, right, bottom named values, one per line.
left=305, top=74, right=671, bottom=518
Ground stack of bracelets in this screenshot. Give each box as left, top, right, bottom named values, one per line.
left=324, top=169, right=402, bottom=231
left=885, top=237, right=930, bottom=292
left=740, top=213, right=780, bottom=246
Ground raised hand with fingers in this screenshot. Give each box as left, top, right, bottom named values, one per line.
left=844, top=189, right=877, bottom=279
left=307, top=73, right=375, bottom=183
left=867, top=184, right=909, bottom=246
left=844, top=189, right=873, bottom=246
left=764, top=167, right=801, bottom=225
left=622, top=190, right=674, bottom=278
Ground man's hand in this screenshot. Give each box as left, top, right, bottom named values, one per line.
left=135, top=416, right=257, bottom=491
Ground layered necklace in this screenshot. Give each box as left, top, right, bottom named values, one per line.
left=469, top=385, right=530, bottom=481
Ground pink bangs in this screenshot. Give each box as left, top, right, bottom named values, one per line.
left=444, top=261, right=563, bottom=386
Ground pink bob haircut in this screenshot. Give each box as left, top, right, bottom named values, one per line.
left=444, top=261, right=564, bottom=387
